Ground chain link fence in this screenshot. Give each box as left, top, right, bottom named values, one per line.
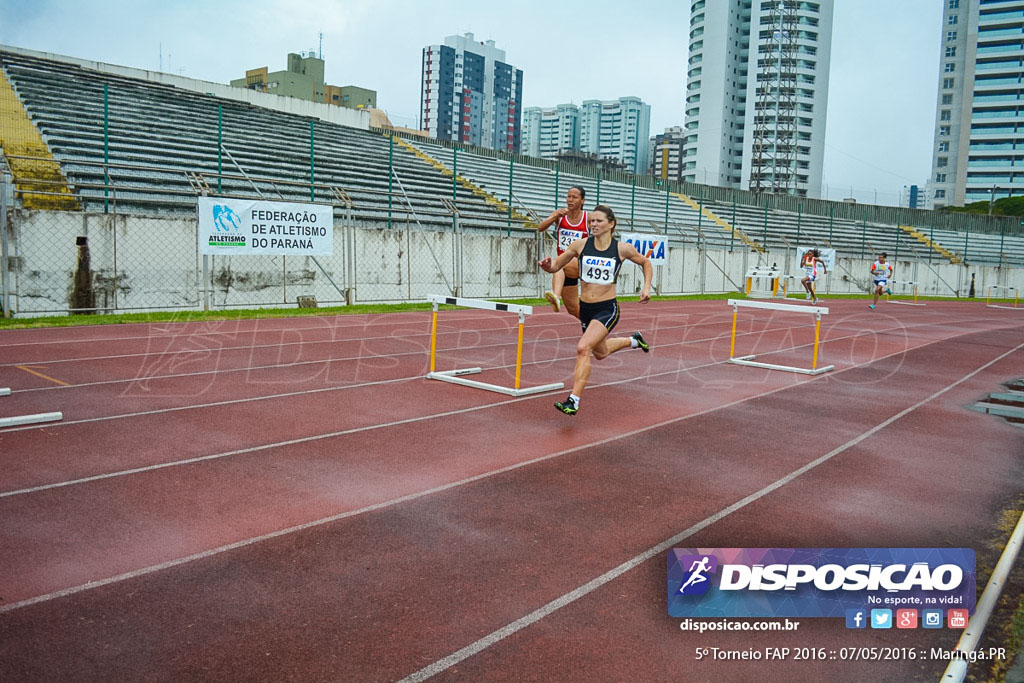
left=8, top=193, right=1017, bottom=318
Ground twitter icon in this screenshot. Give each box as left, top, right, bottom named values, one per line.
left=870, top=609, right=893, bottom=629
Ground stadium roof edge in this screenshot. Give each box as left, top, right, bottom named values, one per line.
left=0, top=43, right=370, bottom=131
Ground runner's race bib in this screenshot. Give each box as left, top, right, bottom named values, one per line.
left=581, top=255, right=616, bottom=284
left=559, top=229, right=585, bottom=252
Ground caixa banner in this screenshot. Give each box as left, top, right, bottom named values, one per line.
left=667, top=548, right=975, bottom=618
left=197, top=197, right=333, bottom=256
left=620, top=233, right=667, bottom=265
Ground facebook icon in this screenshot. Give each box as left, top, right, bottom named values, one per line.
left=846, top=609, right=867, bottom=629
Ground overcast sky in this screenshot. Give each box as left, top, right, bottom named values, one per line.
left=1, top=0, right=940, bottom=205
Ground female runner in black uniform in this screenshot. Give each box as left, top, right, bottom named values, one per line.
left=538, top=204, right=653, bottom=416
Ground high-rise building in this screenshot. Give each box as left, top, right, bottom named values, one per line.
left=522, top=104, right=580, bottom=159
left=650, top=126, right=687, bottom=180
left=577, top=97, right=651, bottom=174
left=901, top=184, right=933, bottom=210
left=683, top=0, right=833, bottom=197
left=928, top=0, right=1024, bottom=207
left=420, top=33, right=524, bottom=152
left=230, top=52, right=376, bottom=110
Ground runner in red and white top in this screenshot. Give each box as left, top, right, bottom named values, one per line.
left=800, top=248, right=827, bottom=304
left=536, top=186, right=588, bottom=319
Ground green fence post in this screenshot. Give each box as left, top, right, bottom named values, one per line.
left=309, top=120, right=315, bottom=202
left=730, top=195, right=736, bottom=252
left=762, top=204, right=768, bottom=246
left=217, top=104, right=223, bottom=194
left=103, top=84, right=109, bottom=213
left=664, top=183, right=670, bottom=231
left=630, top=175, right=636, bottom=229
left=387, top=132, right=395, bottom=231
left=597, top=171, right=602, bottom=204
left=861, top=211, right=867, bottom=259
left=697, top=187, right=704, bottom=236
left=1000, top=221, right=1008, bottom=262
left=554, top=162, right=560, bottom=209
left=894, top=225, right=901, bottom=263
left=796, top=203, right=802, bottom=246
left=828, top=205, right=833, bottom=245
left=929, top=219, right=934, bottom=265
left=963, top=225, right=969, bottom=264
left=508, top=158, right=514, bottom=233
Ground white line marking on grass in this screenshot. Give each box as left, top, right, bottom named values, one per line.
left=397, top=340, right=1024, bottom=682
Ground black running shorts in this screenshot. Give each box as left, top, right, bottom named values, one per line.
left=579, top=298, right=619, bottom=334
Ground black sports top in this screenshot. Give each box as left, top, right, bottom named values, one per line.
left=579, top=236, right=623, bottom=285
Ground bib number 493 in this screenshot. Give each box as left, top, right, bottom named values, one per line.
left=582, top=256, right=615, bottom=284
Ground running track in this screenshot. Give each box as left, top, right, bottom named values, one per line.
left=0, top=299, right=1022, bottom=681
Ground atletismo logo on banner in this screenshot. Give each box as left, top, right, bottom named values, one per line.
left=667, top=548, right=976, bottom=618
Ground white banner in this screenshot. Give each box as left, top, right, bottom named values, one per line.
left=795, top=246, right=836, bottom=272
left=621, top=233, right=668, bottom=265
left=198, top=197, right=333, bottom=256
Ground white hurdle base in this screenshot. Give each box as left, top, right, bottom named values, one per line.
left=888, top=300, right=926, bottom=306
left=0, top=411, right=63, bottom=428
left=425, top=294, right=564, bottom=397
left=427, top=369, right=563, bottom=397
left=0, top=388, right=10, bottom=396
left=729, top=355, right=834, bottom=375
left=988, top=304, right=1023, bottom=310
left=726, top=298, right=834, bottom=376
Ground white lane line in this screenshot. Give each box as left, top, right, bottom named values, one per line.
left=0, top=313, right=1007, bottom=499
left=0, top=314, right=579, bottom=368
left=3, top=336, right=1018, bottom=618
left=7, top=316, right=735, bottom=394
left=0, top=310, right=544, bottom=349
left=0, top=318, right=796, bottom=432
left=0, top=345, right=761, bottom=499
left=398, top=340, right=1024, bottom=683
left=3, top=301, right=976, bottom=368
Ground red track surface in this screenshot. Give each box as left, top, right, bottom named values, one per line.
left=0, top=299, right=1022, bottom=681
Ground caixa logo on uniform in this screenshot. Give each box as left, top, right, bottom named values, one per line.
left=667, top=548, right=976, bottom=619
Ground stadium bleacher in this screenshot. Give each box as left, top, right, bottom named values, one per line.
left=0, top=48, right=516, bottom=231
left=2, top=45, right=1024, bottom=269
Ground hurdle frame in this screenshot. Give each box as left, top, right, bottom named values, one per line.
left=886, top=280, right=924, bottom=306
left=0, top=387, right=64, bottom=428
left=727, top=299, right=834, bottom=375
left=987, top=285, right=1020, bottom=310
left=426, top=295, right=564, bottom=397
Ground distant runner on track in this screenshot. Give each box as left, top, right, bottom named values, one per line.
left=800, top=248, right=827, bottom=305
left=869, top=252, right=893, bottom=309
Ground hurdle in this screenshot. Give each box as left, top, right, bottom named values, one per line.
left=0, top=388, right=63, bottom=428
left=744, top=267, right=797, bottom=300
left=886, top=280, right=924, bottom=306
left=987, top=285, right=1020, bottom=310
left=0, top=411, right=63, bottom=429
left=727, top=299, right=834, bottom=375
left=426, top=295, right=564, bottom=397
